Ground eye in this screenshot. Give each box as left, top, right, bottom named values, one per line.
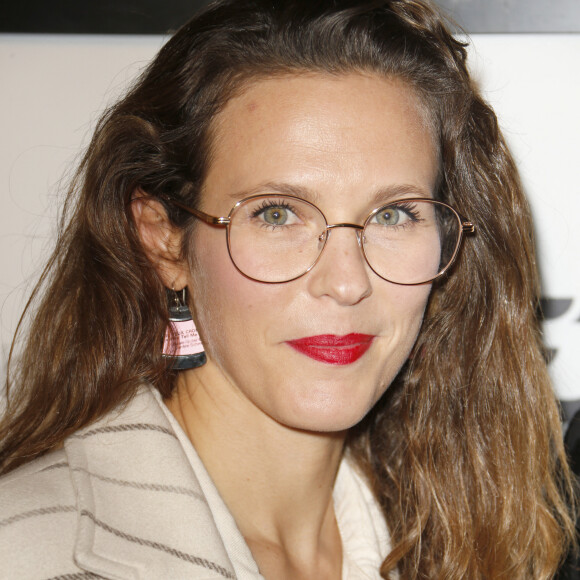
left=262, top=206, right=290, bottom=225
left=373, top=207, right=406, bottom=226
left=250, top=199, right=302, bottom=228
left=370, top=202, right=422, bottom=226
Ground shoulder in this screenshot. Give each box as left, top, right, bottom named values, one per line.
left=0, top=447, right=76, bottom=521
left=0, top=449, right=82, bottom=578
left=0, top=388, right=236, bottom=579
left=1, top=444, right=71, bottom=484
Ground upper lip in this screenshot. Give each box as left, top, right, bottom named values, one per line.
left=287, top=333, right=375, bottom=347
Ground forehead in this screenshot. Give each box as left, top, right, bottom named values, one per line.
left=203, top=73, right=439, bottom=210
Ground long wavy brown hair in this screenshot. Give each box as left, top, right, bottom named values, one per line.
left=1, top=0, right=575, bottom=577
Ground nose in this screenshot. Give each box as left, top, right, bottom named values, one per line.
left=306, top=225, right=372, bottom=306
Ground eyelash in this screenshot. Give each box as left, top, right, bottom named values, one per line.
left=248, top=198, right=424, bottom=224
left=388, top=201, right=422, bottom=222
left=251, top=199, right=296, bottom=218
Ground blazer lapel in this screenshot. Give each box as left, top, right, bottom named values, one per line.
left=64, top=387, right=236, bottom=579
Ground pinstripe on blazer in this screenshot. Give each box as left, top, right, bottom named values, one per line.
left=0, top=387, right=238, bottom=580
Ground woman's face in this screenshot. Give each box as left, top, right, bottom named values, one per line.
left=185, top=73, right=438, bottom=433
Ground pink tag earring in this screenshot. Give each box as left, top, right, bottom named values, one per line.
left=162, top=287, right=206, bottom=369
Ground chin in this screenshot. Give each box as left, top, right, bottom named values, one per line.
left=278, top=392, right=378, bottom=434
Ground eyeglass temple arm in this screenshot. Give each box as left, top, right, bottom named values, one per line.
left=159, top=195, right=230, bottom=227
left=160, top=194, right=474, bottom=233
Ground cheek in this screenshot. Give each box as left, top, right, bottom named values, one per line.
left=384, top=285, right=431, bottom=349
left=187, top=231, right=269, bottom=356
left=187, top=230, right=227, bottom=334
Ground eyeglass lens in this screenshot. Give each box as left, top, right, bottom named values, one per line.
left=227, top=195, right=461, bottom=284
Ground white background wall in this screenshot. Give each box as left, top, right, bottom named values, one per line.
left=1, top=34, right=579, bottom=410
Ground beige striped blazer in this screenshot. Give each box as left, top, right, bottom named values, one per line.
left=0, top=388, right=237, bottom=579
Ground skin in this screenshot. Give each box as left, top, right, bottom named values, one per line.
left=135, top=73, right=438, bottom=579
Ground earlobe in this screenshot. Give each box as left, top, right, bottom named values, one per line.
left=130, top=190, right=188, bottom=288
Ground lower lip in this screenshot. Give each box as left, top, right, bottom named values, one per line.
left=286, top=334, right=374, bottom=365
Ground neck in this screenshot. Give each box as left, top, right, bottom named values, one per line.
left=165, top=363, right=346, bottom=573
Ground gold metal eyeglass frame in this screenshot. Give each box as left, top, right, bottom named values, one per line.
left=160, top=193, right=475, bottom=285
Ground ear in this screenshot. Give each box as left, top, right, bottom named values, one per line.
left=130, top=190, right=189, bottom=289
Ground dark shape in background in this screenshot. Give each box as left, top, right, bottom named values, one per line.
left=536, top=297, right=575, bottom=375
left=539, top=298, right=573, bottom=320
left=0, top=0, right=205, bottom=35
left=555, top=407, right=580, bottom=580
left=1, top=0, right=580, bottom=34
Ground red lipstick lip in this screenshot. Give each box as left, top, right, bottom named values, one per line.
left=286, top=333, right=375, bottom=365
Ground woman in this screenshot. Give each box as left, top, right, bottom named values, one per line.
left=0, top=0, right=574, bottom=578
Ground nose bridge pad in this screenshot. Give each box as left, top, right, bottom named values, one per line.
left=323, top=225, right=367, bottom=263
left=314, top=225, right=371, bottom=303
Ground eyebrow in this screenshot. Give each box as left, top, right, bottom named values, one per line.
left=226, top=181, right=433, bottom=206
left=226, top=182, right=321, bottom=204
left=368, top=184, right=434, bottom=206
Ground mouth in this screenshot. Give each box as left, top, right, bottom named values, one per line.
left=286, top=333, right=375, bottom=365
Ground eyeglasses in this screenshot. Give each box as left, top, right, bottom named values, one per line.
left=162, top=193, right=474, bottom=285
